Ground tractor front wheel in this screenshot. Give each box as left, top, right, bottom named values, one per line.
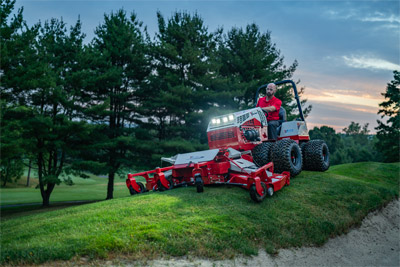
left=272, top=139, right=302, bottom=177
left=252, top=142, right=274, bottom=167
left=250, top=182, right=267, bottom=203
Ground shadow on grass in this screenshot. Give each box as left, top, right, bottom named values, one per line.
left=1, top=200, right=101, bottom=220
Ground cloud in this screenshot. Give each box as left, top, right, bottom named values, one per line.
left=305, top=86, right=383, bottom=109
left=324, top=8, right=399, bottom=32
left=342, top=55, right=400, bottom=71
left=305, top=100, right=383, bottom=134
left=361, top=13, right=400, bottom=24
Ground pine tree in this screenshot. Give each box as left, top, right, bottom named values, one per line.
left=217, top=23, right=311, bottom=119
left=133, top=11, right=219, bottom=166
left=375, top=71, right=400, bottom=162
left=1, top=1, right=88, bottom=205
left=82, top=9, right=150, bottom=199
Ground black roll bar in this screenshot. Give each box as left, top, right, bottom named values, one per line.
left=254, top=80, right=305, bottom=121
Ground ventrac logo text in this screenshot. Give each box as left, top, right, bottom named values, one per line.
left=284, top=129, right=294, bottom=133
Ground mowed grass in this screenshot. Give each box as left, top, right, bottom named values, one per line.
left=0, top=173, right=144, bottom=206
left=1, top=162, right=398, bottom=264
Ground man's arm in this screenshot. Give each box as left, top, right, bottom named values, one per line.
left=261, top=106, right=277, bottom=113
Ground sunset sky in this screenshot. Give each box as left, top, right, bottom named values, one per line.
left=15, top=0, right=399, bottom=133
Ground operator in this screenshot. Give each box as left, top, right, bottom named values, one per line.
left=256, top=83, right=281, bottom=140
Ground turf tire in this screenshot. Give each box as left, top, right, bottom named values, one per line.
left=271, top=139, right=302, bottom=177
left=252, top=142, right=274, bottom=167
left=302, top=140, right=330, bottom=171
left=250, top=182, right=267, bottom=203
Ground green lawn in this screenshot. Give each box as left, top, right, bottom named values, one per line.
left=0, top=173, right=146, bottom=206
left=0, top=162, right=398, bottom=265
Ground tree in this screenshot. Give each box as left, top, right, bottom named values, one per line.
left=217, top=23, right=311, bottom=119
left=141, top=11, right=220, bottom=141
left=375, top=71, right=400, bottom=162
left=82, top=9, right=150, bottom=199
left=0, top=0, right=26, bottom=187
left=0, top=102, right=24, bottom=187
left=1, top=1, right=89, bottom=205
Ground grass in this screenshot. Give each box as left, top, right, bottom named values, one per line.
left=0, top=173, right=145, bottom=206
left=0, top=162, right=398, bottom=265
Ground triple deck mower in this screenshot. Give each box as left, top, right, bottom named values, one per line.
left=126, top=80, right=330, bottom=202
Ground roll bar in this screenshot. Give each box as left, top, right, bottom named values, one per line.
left=254, top=80, right=305, bottom=121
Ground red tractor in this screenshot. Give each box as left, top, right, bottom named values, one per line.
left=126, top=80, right=329, bottom=202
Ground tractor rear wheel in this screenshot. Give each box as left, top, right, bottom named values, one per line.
left=250, top=182, right=267, bottom=203
left=302, top=140, right=330, bottom=171
left=271, top=139, right=302, bottom=176
left=252, top=142, right=274, bottom=167
left=157, top=175, right=174, bottom=192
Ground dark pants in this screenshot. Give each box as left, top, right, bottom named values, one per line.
left=268, top=120, right=280, bottom=140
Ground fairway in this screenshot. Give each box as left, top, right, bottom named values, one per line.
left=0, top=173, right=148, bottom=206
left=0, top=162, right=399, bottom=265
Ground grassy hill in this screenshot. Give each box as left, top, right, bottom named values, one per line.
left=1, top=162, right=398, bottom=265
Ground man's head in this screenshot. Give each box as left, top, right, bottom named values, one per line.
left=266, top=83, right=276, bottom=98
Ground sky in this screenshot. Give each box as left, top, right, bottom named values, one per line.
left=14, top=0, right=400, bottom=133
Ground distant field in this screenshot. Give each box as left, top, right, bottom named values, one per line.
left=0, top=162, right=399, bottom=265
left=0, top=173, right=147, bottom=206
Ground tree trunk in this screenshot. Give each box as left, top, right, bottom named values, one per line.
left=26, top=159, right=31, bottom=187
left=106, top=172, right=114, bottom=200
left=42, top=182, right=55, bottom=206
left=42, top=192, right=50, bottom=206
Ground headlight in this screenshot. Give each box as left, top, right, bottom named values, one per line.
left=228, top=115, right=234, bottom=121
left=223, top=117, right=228, bottom=123
left=216, top=119, right=221, bottom=124
left=212, top=119, right=217, bottom=124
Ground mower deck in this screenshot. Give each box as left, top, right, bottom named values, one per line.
left=126, top=148, right=290, bottom=203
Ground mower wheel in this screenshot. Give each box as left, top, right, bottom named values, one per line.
left=272, top=139, right=302, bottom=177
left=302, top=140, right=330, bottom=171
left=252, top=142, right=274, bottom=167
left=157, top=175, right=174, bottom=192
left=196, top=181, right=204, bottom=193
left=250, top=182, right=267, bottom=203
left=137, top=182, right=146, bottom=193
left=129, top=186, right=136, bottom=195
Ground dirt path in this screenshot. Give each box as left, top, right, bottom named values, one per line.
left=148, top=200, right=399, bottom=267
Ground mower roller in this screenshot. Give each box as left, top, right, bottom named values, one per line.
left=126, top=80, right=330, bottom=202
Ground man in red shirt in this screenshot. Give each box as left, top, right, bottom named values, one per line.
left=256, top=83, right=282, bottom=140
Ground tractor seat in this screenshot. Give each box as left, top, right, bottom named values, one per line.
left=277, top=107, right=286, bottom=136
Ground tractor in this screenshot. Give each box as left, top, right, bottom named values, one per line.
left=126, top=80, right=329, bottom=202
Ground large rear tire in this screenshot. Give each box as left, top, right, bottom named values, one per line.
left=252, top=142, right=274, bottom=167
left=250, top=182, right=267, bottom=203
left=302, top=140, right=330, bottom=171
left=271, top=139, right=302, bottom=177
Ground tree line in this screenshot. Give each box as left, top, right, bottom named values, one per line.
left=1, top=0, right=398, bottom=206
left=309, top=71, right=399, bottom=166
